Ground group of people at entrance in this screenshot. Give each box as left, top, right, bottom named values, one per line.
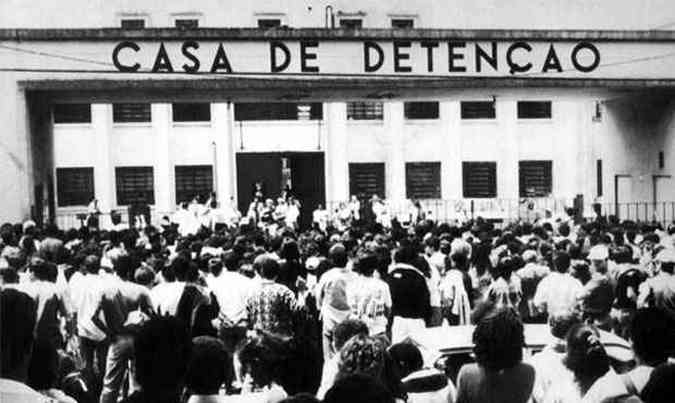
left=2, top=194, right=675, bottom=403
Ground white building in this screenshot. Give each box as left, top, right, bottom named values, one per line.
left=2, top=0, right=675, bottom=227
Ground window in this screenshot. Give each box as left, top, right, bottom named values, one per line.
left=56, top=167, right=94, bottom=207
left=349, top=163, right=385, bottom=199
left=113, top=103, right=151, bottom=123
left=460, top=101, right=496, bottom=119
left=120, top=19, right=146, bottom=29
left=115, top=166, right=154, bottom=205
left=406, top=162, right=441, bottom=199
left=391, top=18, right=414, bottom=28
left=339, top=19, right=362, bottom=29
left=346, top=101, right=383, bottom=120
left=597, top=159, right=603, bottom=197
left=258, top=19, right=281, bottom=29
left=404, top=102, right=439, bottom=120
left=462, top=162, right=497, bottom=198
left=234, top=103, right=323, bottom=121
left=517, top=101, right=552, bottom=119
left=175, top=165, right=213, bottom=203
left=175, top=19, right=199, bottom=29
left=53, top=104, right=91, bottom=124
left=172, top=103, right=211, bottom=122
left=519, top=160, right=553, bottom=197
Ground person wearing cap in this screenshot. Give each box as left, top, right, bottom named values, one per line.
left=588, top=244, right=609, bottom=278
left=638, top=248, right=675, bottom=320
left=317, top=243, right=359, bottom=360
left=516, top=249, right=550, bottom=321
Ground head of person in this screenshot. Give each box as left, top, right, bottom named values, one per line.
left=186, top=336, right=232, bottom=396
left=472, top=307, right=524, bottom=371
left=388, top=343, right=424, bottom=379
left=353, top=252, right=378, bottom=277
left=329, top=243, right=348, bottom=268
left=655, top=249, right=675, bottom=275
left=83, top=254, right=100, bottom=274
left=134, top=316, right=191, bottom=398
left=424, top=236, right=439, bottom=256
left=337, top=334, right=386, bottom=380
left=254, top=255, right=280, bottom=280
left=563, top=324, right=609, bottom=385
left=28, top=256, right=56, bottom=282
left=553, top=251, right=571, bottom=273
left=236, top=331, right=289, bottom=389
left=333, top=319, right=369, bottom=352
left=587, top=245, right=609, bottom=274
left=0, top=288, right=37, bottom=381
left=630, top=308, right=672, bottom=367
left=324, top=374, right=394, bottom=403
left=548, top=309, right=582, bottom=341
left=393, top=242, right=417, bottom=265
left=171, top=255, right=198, bottom=282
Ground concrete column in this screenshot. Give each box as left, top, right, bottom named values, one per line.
left=497, top=99, right=519, bottom=200
left=152, top=103, right=173, bottom=214
left=91, top=104, right=114, bottom=213
left=385, top=101, right=406, bottom=202
left=212, top=102, right=235, bottom=203
left=325, top=102, right=348, bottom=202
left=441, top=101, right=462, bottom=199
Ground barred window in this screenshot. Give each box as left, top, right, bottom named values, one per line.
left=406, top=162, right=441, bottom=199
left=346, top=102, right=383, bottom=120
left=234, top=103, right=323, bottom=121
left=120, top=19, right=145, bottom=29
left=519, top=160, right=552, bottom=197
left=175, top=19, right=199, bottom=29
left=53, top=104, right=91, bottom=124
left=172, top=103, right=211, bottom=122
left=175, top=165, right=213, bottom=203
left=460, top=101, right=496, bottom=119
left=462, top=162, right=497, bottom=198
left=115, top=166, right=154, bottom=205
left=391, top=18, right=414, bottom=28
left=113, top=103, right=151, bottom=123
left=349, top=163, right=385, bottom=199
left=404, top=102, right=439, bottom=119
left=258, top=19, right=281, bottom=29
left=517, top=101, right=552, bottom=119
left=339, top=19, right=362, bottom=29
left=56, top=167, right=94, bottom=207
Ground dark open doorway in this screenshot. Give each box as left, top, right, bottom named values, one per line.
left=236, top=152, right=325, bottom=229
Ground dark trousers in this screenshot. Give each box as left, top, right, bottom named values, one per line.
left=79, top=337, right=109, bottom=387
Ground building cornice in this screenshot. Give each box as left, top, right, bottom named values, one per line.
left=2, top=28, right=675, bottom=42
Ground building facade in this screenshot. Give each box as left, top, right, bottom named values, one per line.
left=2, top=0, right=675, bottom=226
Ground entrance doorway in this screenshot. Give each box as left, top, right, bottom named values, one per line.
left=236, top=152, right=325, bottom=228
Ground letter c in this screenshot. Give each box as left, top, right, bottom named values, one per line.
left=112, top=41, right=140, bottom=72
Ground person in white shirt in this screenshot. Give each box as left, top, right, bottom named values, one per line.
left=348, top=195, right=361, bottom=221
left=68, top=255, right=109, bottom=379
left=346, top=252, right=392, bottom=337
left=316, top=244, right=359, bottom=360
left=313, top=204, right=329, bottom=232
left=534, top=251, right=583, bottom=318
left=284, top=197, right=300, bottom=229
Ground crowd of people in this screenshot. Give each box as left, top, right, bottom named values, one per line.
left=2, top=193, right=675, bottom=403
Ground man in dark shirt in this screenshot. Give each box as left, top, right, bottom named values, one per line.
left=387, top=243, right=431, bottom=343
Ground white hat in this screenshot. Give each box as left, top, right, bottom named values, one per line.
left=588, top=245, right=609, bottom=260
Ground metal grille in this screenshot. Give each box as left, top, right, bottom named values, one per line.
left=175, top=19, right=199, bottom=29
left=519, top=160, right=553, bottom=197
left=56, top=167, right=94, bottom=207
left=115, top=166, right=154, bottom=205
left=463, top=162, right=497, bottom=198
left=461, top=101, right=496, bottom=119
left=234, top=103, right=323, bottom=121
left=404, top=102, right=439, bottom=119
left=175, top=165, right=213, bottom=203
left=113, top=103, right=151, bottom=123
left=53, top=104, right=91, bottom=123
left=391, top=19, right=414, bottom=28
left=346, top=101, right=383, bottom=120
left=517, top=101, right=552, bottom=119
left=339, top=19, right=362, bottom=29
left=120, top=19, right=145, bottom=29
left=349, top=163, right=385, bottom=199
left=172, top=103, right=211, bottom=122
left=406, top=162, right=441, bottom=199
left=258, top=19, right=281, bottom=29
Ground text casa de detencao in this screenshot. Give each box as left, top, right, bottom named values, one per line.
left=111, top=39, right=601, bottom=75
